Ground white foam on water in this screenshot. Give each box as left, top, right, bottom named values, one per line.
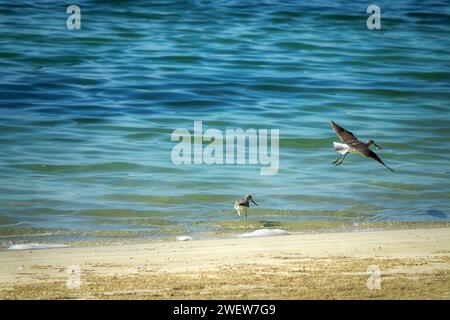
left=176, top=236, right=192, bottom=241
left=239, top=229, right=290, bottom=238
left=7, top=243, right=69, bottom=250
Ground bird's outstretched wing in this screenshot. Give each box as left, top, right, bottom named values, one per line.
left=331, top=121, right=360, bottom=145
left=359, top=147, right=395, bottom=173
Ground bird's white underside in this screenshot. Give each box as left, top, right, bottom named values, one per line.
left=234, top=204, right=248, bottom=216
left=333, top=142, right=351, bottom=155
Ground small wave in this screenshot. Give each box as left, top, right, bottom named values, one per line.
left=8, top=243, right=68, bottom=250
left=0, top=222, right=26, bottom=228
left=176, top=236, right=192, bottom=241
left=239, top=229, right=290, bottom=238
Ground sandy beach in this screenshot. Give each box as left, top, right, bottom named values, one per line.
left=1, top=227, right=450, bottom=299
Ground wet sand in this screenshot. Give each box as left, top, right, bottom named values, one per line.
left=1, top=227, right=450, bottom=299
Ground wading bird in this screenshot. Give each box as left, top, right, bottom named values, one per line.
left=234, top=195, right=257, bottom=219
left=331, top=120, right=395, bottom=172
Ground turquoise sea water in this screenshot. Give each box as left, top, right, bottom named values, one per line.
left=0, top=1, right=449, bottom=247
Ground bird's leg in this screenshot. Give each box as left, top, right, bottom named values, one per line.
left=245, top=208, right=248, bottom=220
left=335, top=152, right=349, bottom=166
left=332, top=154, right=342, bottom=164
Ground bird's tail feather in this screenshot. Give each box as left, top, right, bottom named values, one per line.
left=333, top=142, right=350, bottom=155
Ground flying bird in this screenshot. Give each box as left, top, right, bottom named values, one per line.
left=234, top=194, right=257, bottom=219
left=331, top=120, right=395, bottom=172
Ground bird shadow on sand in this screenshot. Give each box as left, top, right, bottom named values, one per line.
left=258, top=221, right=282, bottom=228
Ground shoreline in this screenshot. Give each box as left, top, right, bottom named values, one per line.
left=1, top=226, right=450, bottom=299
left=2, top=220, right=450, bottom=251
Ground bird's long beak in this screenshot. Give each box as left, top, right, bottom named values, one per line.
left=252, top=200, right=258, bottom=206
left=374, top=143, right=382, bottom=150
